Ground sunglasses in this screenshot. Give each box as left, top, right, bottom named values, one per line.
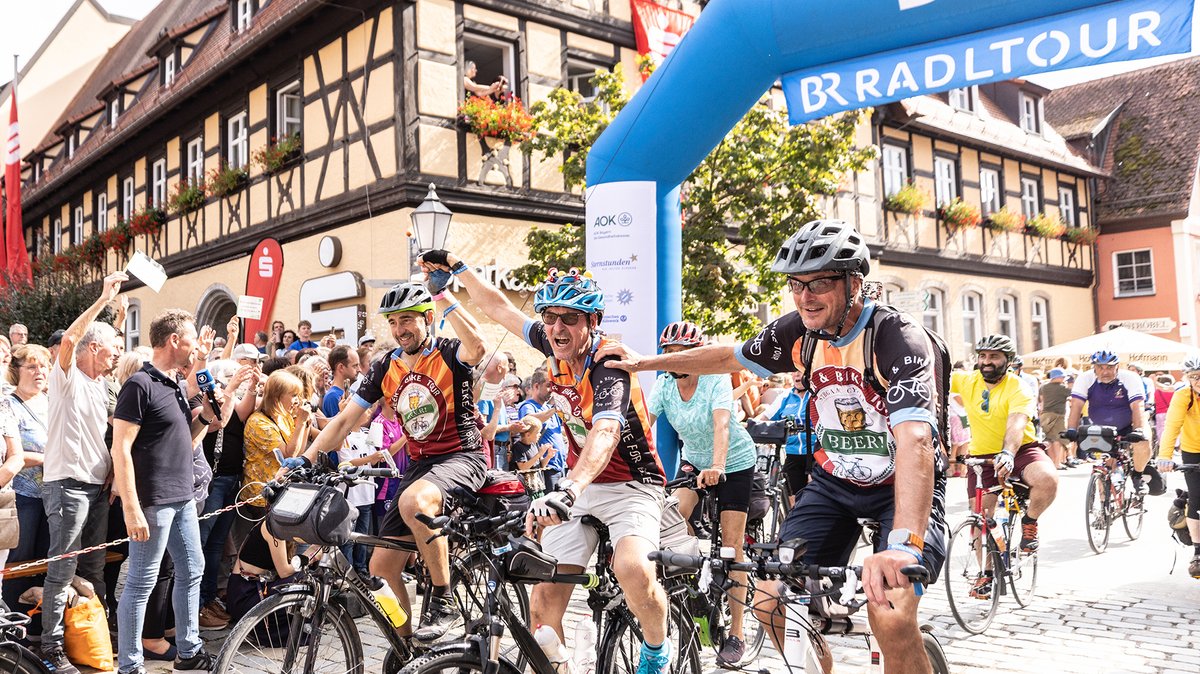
left=980, top=389, right=990, bottom=413
left=542, top=311, right=587, bottom=326
left=786, top=275, right=845, bottom=295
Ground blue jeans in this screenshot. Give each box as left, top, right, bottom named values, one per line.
left=117, top=501, right=205, bottom=673
left=340, top=505, right=374, bottom=574
left=41, top=480, right=109, bottom=649
left=198, top=474, right=239, bottom=606
left=1, top=494, right=50, bottom=613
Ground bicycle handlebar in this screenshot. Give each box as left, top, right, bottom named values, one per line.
left=647, top=550, right=929, bottom=585
left=664, top=472, right=728, bottom=491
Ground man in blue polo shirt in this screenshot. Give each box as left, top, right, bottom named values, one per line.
left=286, top=320, right=319, bottom=351
left=517, top=368, right=567, bottom=491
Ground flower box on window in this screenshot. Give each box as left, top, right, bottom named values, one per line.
left=1025, top=212, right=1065, bottom=238
left=1062, top=227, right=1098, bottom=244
left=938, top=198, right=980, bottom=232
left=457, top=94, right=535, bottom=143
left=253, top=133, right=303, bottom=173
left=168, top=180, right=207, bottom=214
left=986, top=207, right=1025, bottom=233
left=883, top=182, right=925, bottom=215
left=127, top=207, right=166, bottom=237
left=100, top=222, right=132, bottom=251
left=206, top=163, right=249, bottom=198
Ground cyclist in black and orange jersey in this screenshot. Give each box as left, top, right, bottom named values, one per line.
left=294, top=281, right=488, bottom=643
left=418, top=250, right=673, bottom=674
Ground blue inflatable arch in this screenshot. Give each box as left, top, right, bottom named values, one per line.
left=582, top=0, right=1193, bottom=474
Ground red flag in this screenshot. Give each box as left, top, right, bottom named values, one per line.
left=5, top=86, right=30, bottom=284
left=630, top=0, right=695, bottom=79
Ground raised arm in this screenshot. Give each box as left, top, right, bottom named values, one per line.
left=59, top=272, right=128, bottom=371
left=596, top=342, right=743, bottom=376
left=436, top=289, right=488, bottom=366
left=420, top=250, right=528, bottom=337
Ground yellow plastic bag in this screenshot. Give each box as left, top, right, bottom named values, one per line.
left=64, top=595, right=114, bottom=671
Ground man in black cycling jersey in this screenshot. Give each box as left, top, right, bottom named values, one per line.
left=602, top=220, right=946, bottom=674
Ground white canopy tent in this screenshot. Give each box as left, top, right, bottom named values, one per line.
left=1023, top=327, right=1200, bottom=372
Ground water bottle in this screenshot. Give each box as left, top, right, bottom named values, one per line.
left=991, top=510, right=1008, bottom=553
left=1112, top=464, right=1125, bottom=486
left=572, top=620, right=597, bottom=674
left=535, top=625, right=576, bottom=674
left=368, top=577, right=408, bottom=628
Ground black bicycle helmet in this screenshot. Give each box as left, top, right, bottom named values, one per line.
left=379, top=282, right=434, bottom=315
left=771, top=220, right=871, bottom=277
left=975, top=335, right=1017, bottom=359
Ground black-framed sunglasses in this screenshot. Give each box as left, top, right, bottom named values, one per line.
left=786, top=275, right=845, bottom=295
left=541, top=310, right=587, bottom=326
left=980, top=389, right=990, bottom=413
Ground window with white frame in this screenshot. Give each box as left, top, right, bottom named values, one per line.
left=227, top=112, right=248, bottom=169
left=163, top=53, right=176, bottom=86
left=125, top=303, right=141, bottom=350
left=1030, top=297, right=1049, bottom=351
left=110, top=98, right=120, bottom=126
left=97, top=194, right=108, bottom=232
left=73, top=206, right=84, bottom=245
left=52, top=218, right=62, bottom=254
left=67, top=134, right=76, bottom=159
left=1058, top=185, right=1077, bottom=227
left=566, top=61, right=602, bottom=101
left=151, top=159, right=166, bottom=208
left=881, top=144, right=908, bottom=197
left=997, top=294, right=1018, bottom=347
left=923, top=288, right=945, bottom=335
left=237, top=0, right=254, bottom=32
left=1020, top=176, right=1040, bottom=219
left=962, top=291, right=982, bottom=351
left=882, top=282, right=904, bottom=305
left=934, top=156, right=957, bottom=207
left=1113, top=249, right=1154, bottom=297
left=464, top=34, right=516, bottom=97
left=275, top=82, right=302, bottom=139
left=1019, top=92, right=1042, bottom=134
left=122, top=177, right=135, bottom=219
left=980, top=167, right=1001, bottom=217
left=948, top=87, right=974, bottom=112
left=186, top=137, right=205, bottom=185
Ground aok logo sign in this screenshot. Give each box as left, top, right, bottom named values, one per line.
left=593, top=212, right=633, bottom=227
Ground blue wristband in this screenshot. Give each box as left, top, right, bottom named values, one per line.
left=450, top=261, right=469, bottom=275
left=442, top=302, right=460, bottom=318
left=886, top=543, right=923, bottom=564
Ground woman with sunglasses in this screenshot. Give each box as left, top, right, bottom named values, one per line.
left=647, top=320, right=758, bottom=666
left=1156, top=356, right=1200, bottom=578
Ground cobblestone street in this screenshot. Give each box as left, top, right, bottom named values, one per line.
left=120, top=467, right=1200, bottom=674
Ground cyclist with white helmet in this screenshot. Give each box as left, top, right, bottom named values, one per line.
left=1156, top=355, right=1200, bottom=577
left=952, top=335, right=1058, bottom=569
left=649, top=321, right=758, bottom=666
left=417, top=251, right=672, bottom=674
left=601, top=220, right=948, bottom=674
left=1066, top=350, right=1158, bottom=494
left=296, top=281, right=489, bottom=643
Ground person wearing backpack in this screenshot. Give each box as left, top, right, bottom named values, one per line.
left=601, top=220, right=948, bottom=674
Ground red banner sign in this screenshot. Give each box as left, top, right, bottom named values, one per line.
left=630, top=0, right=695, bottom=77
left=244, top=238, right=284, bottom=343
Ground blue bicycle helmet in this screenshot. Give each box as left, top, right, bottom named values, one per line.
left=1090, top=350, right=1120, bottom=365
left=533, top=268, right=605, bottom=315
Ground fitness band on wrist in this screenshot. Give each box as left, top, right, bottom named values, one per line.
left=450, top=261, right=469, bottom=275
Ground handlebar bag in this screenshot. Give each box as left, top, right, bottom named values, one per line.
left=1077, top=425, right=1117, bottom=456
left=745, top=419, right=794, bottom=444
left=502, top=535, right=558, bottom=583
left=266, top=483, right=354, bottom=546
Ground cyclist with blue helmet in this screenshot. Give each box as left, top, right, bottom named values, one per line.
left=1066, top=350, right=1157, bottom=494
left=418, top=250, right=672, bottom=674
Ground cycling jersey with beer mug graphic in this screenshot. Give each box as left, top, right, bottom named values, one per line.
left=734, top=301, right=939, bottom=487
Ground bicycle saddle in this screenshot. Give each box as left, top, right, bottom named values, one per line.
left=580, top=515, right=610, bottom=538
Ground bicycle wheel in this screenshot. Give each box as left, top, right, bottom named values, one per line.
left=215, top=592, right=364, bottom=674
left=451, top=551, right=530, bottom=667
left=944, top=518, right=1001, bottom=635
left=1084, top=472, right=1111, bottom=554
left=921, top=630, right=950, bottom=674
left=1122, top=477, right=1145, bottom=540
left=599, top=604, right=700, bottom=674
left=1003, top=514, right=1037, bottom=608
left=0, top=643, right=50, bottom=674
left=397, top=649, right=522, bottom=674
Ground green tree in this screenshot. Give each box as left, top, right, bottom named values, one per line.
left=0, top=271, right=108, bottom=345
left=517, top=66, right=876, bottom=339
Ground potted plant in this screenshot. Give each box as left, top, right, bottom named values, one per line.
left=206, top=163, right=249, bottom=198
left=1063, top=227, right=1099, bottom=244
left=127, top=207, right=166, bottom=237
left=79, top=235, right=107, bottom=268
left=100, top=221, right=132, bottom=252
left=883, top=182, right=925, bottom=215
left=938, top=198, right=981, bottom=232
left=1025, top=212, right=1066, bottom=238
left=986, top=207, right=1025, bottom=233
left=457, top=93, right=535, bottom=143
left=253, top=133, right=303, bottom=173
left=167, top=180, right=206, bottom=214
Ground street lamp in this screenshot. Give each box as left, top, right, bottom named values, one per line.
left=410, top=183, right=453, bottom=252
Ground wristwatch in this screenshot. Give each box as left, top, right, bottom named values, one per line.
left=557, top=478, right=580, bottom=506
left=886, top=528, right=925, bottom=552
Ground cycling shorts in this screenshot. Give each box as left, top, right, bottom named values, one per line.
left=378, top=451, right=487, bottom=538
left=783, top=454, right=814, bottom=495
left=540, top=481, right=665, bottom=568
left=779, top=465, right=947, bottom=583
left=678, top=461, right=753, bottom=513
left=966, top=443, right=1052, bottom=496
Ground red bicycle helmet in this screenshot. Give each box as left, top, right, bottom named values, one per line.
left=659, top=321, right=706, bottom=348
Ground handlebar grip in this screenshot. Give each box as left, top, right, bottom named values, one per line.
left=547, top=498, right=572, bottom=521
left=901, top=564, right=930, bottom=582
left=415, top=513, right=450, bottom=530
left=648, top=550, right=704, bottom=570
left=355, top=467, right=400, bottom=478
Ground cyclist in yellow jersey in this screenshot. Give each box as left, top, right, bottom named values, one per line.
left=1157, top=356, right=1200, bottom=577
left=951, top=335, right=1058, bottom=560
